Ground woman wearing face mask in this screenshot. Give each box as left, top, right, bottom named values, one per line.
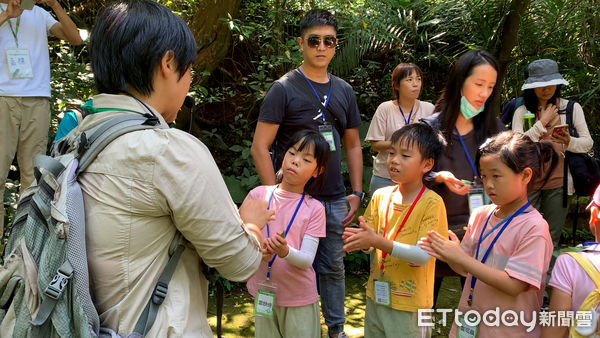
left=421, top=49, right=504, bottom=305
left=365, top=63, right=435, bottom=195
left=512, top=59, right=593, bottom=250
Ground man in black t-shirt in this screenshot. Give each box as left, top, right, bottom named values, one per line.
left=250, top=9, right=363, bottom=338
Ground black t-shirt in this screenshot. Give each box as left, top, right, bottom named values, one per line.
left=259, top=69, right=361, bottom=200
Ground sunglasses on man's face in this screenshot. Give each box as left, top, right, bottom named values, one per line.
left=306, top=35, right=337, bottom=48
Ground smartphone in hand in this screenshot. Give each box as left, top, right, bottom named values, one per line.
left=552, top=124, right=569, bottom=138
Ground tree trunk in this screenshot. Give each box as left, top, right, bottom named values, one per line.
left=491, top=0, right=532, bottom=115
left=185, top=0, right=241, bottom=78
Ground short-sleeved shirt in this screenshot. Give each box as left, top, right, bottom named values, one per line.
left=422, top=113, right=504, bottom=239
left=365, top=100, right=435, bottom=179
left=0, top=4, right=57, bottom=97
left=431, top=128, right=479, bottom=238
left=364, top=186, right=448, bottom=312
left=246, top=185, right=326, bottom=306
left=549, top=244, right=600, bottom=312
left=450, top=205, right=553, bottom=337
left=259, top=69, right=361, bottom=200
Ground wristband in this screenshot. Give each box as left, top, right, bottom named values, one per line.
left=352, top=191, right=365, bottom=202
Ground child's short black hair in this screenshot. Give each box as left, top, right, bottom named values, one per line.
left=277, top=129, right=330, bottom=192
left=390, top=123, right=447, bottom=163
left=89, top=0, right=197, bottom=96
left=299, top=9, right=337, bottom=37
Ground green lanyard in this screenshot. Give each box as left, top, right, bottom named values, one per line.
left=0, top=5, right=20, bottom=47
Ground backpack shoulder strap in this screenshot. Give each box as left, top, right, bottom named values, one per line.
left=565, top=100, right=578, bottom=137
left=133, top=233, right=186, bottom=336
left=566, top=252, right=600, bottom=287
left=76, top=113, right=164, bottom=174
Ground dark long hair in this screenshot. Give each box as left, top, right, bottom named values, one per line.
left=435, top=49, right=501, bottom=146
left=476, top=130, right=558, bottom=190
left=522, top=85, right=562, bottom=116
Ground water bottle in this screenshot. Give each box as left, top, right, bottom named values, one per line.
left=523, top=112, right=535, bottom=131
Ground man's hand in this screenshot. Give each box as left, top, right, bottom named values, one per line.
left=5, top=0, right=23, bottom=18
left=342, top=194, right=360, bottom=226
left=239, top=199, right=275, bottom=229
left=261, top=240, right=274, bottom=262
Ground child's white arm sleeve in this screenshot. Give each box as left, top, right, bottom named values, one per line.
left=390, top=241, right=431, bottom=266
left=283, top=234, right=319, bottom=269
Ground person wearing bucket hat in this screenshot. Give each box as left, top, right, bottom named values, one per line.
left=512, top=59, right=593, bottom=250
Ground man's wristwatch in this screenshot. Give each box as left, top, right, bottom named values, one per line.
left=352, top=191, right=365, bottom=202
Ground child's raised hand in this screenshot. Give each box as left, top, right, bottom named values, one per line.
left=418, top=236, right=436, bottom=257
left=343, top=216, right=376, bottom=252
left=266, top=234, right=289, bottom=258
left=424, top=230, right=465, bottom=264
left=342, top=216, right=367, bottom=240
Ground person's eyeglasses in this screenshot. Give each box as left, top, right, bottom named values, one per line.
left=306, top=35, right=337, bottom=48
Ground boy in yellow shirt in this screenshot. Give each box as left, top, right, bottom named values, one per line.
left=343, top=123, right=448, bottom=337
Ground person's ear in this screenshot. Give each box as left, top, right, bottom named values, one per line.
left=312, top=165, right=324, bottom=178
left=422, top=158, right=434, bottom=173
left=521, top=167, right=533, bottom=185
left=158, top=50, right=176, bottom=78
left=297, top=36, right=304, bottom=52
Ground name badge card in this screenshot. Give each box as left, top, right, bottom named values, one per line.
left=318, top=124, right=336, bottom=151
left=468, top=185, right=489, bottom=214
left=373, top=279, right=391, bottom=307
left=458, top=313, right=478, bottom=338
left=6, top=49, right=33, bottom=79
left=255, top=280, right=277, bottom=317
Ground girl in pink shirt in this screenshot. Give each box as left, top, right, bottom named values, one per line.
left=246, top=129, right=329, bottom=337
left=543, top=183, right=600, bottom=337
left=421, top=131, right=555, bottom=337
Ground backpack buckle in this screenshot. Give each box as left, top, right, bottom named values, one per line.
left=152, top=282, right=168, bottom=305
left=44, top=265, right=73, bottom=300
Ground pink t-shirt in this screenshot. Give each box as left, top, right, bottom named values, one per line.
left=549, top=245, right=600, bottom=312
left=450, top=205, right=553, bottom=337
left=246, top=185, right=326, bottom=307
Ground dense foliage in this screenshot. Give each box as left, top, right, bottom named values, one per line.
left=3, top=0, right=599, bottom=257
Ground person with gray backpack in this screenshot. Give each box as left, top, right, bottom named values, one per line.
left=0, top=1, right=274, bottom=337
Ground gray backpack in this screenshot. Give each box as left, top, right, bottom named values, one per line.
left=0, top=113, right=184, bottom=337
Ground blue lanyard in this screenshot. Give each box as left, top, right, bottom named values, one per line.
left=297, top=68, right=332, bottom=123
left=468, top=201, right=531, bottom=306
left=265, top=186, right=305, bottom=280
left=455, top=127, right=478, bottom=181
left=398, top=105, right=413, bottom=125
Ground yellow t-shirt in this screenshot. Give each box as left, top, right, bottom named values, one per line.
left=365, top=186, right=448, bottom=312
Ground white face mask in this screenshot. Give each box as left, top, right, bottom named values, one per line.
left=460, top=95, right=485, bottom=119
